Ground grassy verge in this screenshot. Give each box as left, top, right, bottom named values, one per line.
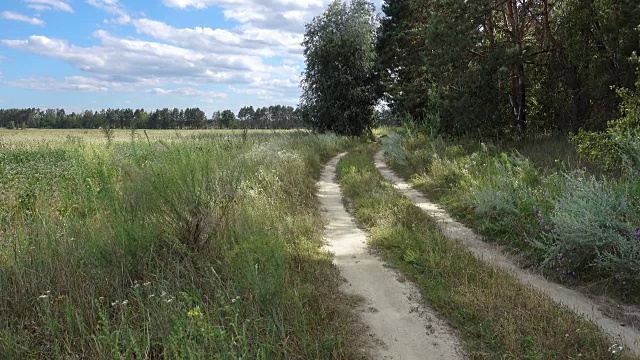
left=0, top=132, right=367, bottom=358
left=337, top=144, right=631, bottom=359
left=381, top=129, right=640, bottom=304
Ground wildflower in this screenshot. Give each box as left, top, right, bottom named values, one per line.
left=609, top=343, right=624, bottom=354
left=121, top=300, right=128, bottom=306
left=143, top=282, right=152, bottom=287
left=187, top=306, right=203, bottom=319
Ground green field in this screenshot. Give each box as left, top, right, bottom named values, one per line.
left=0, top=130, right=365, bottom=358
left=0, top=128, right=296, bottom=146
left=1, top=128, right=636, bottom=359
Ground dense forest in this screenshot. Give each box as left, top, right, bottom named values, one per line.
left=377, top=0, right=640, bottom=137
left=301, top=0, right=639, bottom=141
left=0, top=105, right=305, bottom=130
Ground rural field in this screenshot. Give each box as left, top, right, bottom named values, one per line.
left=0, top=129, right=369, bottom=358
left=1, top=128, right=638, bottom=359
left=2, top=0, right=639, bottom=357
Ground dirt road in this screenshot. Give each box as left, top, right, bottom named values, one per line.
left=374, top=150, right=640, bottom=357
left=318, top=153, right=464, bottom=360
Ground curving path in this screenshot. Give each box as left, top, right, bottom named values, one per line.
left=318, top=153, right=464, bottom=360
left=374, top=150, right=640, bottom=357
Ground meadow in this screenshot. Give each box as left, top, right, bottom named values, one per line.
left=0, top=129, right=366, bottom=358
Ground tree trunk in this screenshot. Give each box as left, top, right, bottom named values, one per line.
left=506, top=0, right=527, bottom=134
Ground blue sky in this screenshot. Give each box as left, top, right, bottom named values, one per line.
left=0, top=0, right=381, bottom=115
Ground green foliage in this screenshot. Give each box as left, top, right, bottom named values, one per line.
left=384, top=130, right=640, bottom=301
left=574, top=65, right=640, bottom=173
left=336, top=144, right=623, bottom=359
left=536, top=176, right=640, bottom=287
left=0, top=133, right=365, bottom=358
left=377, top=0, right=640, bottom=137
left=302, top=0, right=378, bottom=136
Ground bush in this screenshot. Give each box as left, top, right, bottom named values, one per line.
left=574, top=65, right=640, bottom=174
left=535, top=175, right=640, bottom=287
left=384, top=128, right=640, bottom=299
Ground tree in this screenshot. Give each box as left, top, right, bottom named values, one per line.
left=237, top=106, right=255, bottom=128
left=378, top=0, right=639, bottom=138
left=220, top=110, right=236, bottom=128
left=301, top=0, right=378, bottom=136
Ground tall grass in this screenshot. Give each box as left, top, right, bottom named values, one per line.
left=0, top=132, right=366, bottom=358
left=382, top=129, right=640, bottom=303
left=337, top=144, right=629, bottom=359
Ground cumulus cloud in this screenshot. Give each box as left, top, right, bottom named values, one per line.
left=162, top=0, right=325, bottom=33
left=132, top=18, right=302, bottom=57
left=7, top=76, right=110, bottom=92
left=1, top=0, right=356, bottom=108
left=1, top=11, right=45, bottom=26
left=148, top=87, right=228, bottom=98
left=86, top=0, right=131, bottom=24
left=1, top=32, right=264, bottom=82
left=24, top=0, right=74, bottom=13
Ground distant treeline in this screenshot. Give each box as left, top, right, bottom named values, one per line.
left=0, top=105, right=305, bottom=130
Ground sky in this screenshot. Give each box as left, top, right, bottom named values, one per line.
left=0, top=0, right=382, bottom=115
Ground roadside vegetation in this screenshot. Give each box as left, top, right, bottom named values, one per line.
left=337, top=144, right=631, bottom=359
left=381, top=127, right=640, bottom=304
left=0, top=131, right=366, bottom=358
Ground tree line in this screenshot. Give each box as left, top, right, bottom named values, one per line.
left=0, top=105, right=305, bottom=130
left=302, top=0, right=640, bottom=138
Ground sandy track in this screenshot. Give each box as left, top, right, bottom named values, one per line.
left=374, top=150, right=640, bottom=356
left=318, top=153, right=463, bottom=360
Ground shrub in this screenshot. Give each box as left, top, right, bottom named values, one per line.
left=535, top=175, right=640, bottom=286
left=574, top=63, right=640, bottom=174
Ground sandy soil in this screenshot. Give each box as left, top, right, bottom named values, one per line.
left=374, top=150, right=640, bottom=357
left=318, top=153, right=464, bottom=360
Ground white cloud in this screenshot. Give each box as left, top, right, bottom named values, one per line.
left=23, top=0, right=74, bottom=13
left=1, top=11, right=45, bottom=26
left=148, top=87, right=228, bottom=99
left=1, top=0, right=346, bottom=107
left=162, top=0, right=325, bottom=32
left=162, top=0, right=323, bottom=10
left=86, top=0, right=131, bottom=24
left=27, top=4, right=52, bottom=12
left=1, top=32, right=263, bottom=80
left=7, top=76, right=110, bottom=92
left=132, top=18, right=302, bottom=57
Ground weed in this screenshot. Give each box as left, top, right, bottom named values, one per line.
left=0, top=132, right=366, bottom=358
left=337, top=144, right=632, bottom=359
left=383, top=129, right=640, bottom=302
